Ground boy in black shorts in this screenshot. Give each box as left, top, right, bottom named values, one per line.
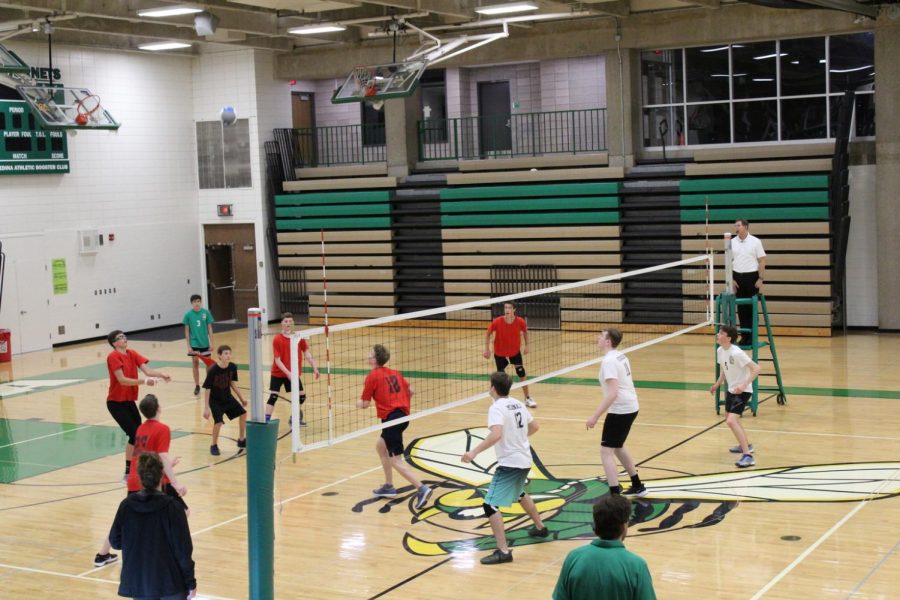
left=203, top=345, right=247, bottom=456
left=710, top=325, right=761, bottom=468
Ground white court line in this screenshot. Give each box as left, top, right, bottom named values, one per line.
left=749, top=465, right=900, bottom=599
left=846, top=541, right=900, bottom=599
left=0, top=397, right=200, bottom=450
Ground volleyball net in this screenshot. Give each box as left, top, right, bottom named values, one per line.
left=286, top=254, right=714, bottom=453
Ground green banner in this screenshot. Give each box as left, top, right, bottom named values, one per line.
left=52, top=258, right=67, bottom=294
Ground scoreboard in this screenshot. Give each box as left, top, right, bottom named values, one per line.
left=0, top=98, right=69, bottom=175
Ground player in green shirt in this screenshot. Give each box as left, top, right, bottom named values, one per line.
left=553, top=494, right=657, bottom=600
left=183, top=294, right=214, bottom=396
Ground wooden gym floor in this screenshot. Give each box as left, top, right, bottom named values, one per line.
left=0, top=326, right=898, bottom=599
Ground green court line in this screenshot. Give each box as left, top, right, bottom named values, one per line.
left=0, top=419, right=190, bottom=483
left=9, top=361, right=900, bottom=400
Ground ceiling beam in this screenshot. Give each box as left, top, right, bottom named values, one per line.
left=792, top=0, right=878, bottom=18
left=361, top=0, right=477, bottom=20
left=674, top=0, right=720, bottom=8
left=575, top=0, right=630, bottom=17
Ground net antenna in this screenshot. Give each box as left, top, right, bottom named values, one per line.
left=284, top=254, right=714, bottom=454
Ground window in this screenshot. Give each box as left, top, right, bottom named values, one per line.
left=196, top=119, right=252, bottom=189
left=640, top=33, right=875, bottom=148
left=361, top=102, right=385, bottom=146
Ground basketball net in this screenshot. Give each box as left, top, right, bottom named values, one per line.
left=74, top=93, right=101, bottom=126
left=353, top=66, right=377, bottom=98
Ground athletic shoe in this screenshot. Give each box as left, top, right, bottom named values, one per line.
left=480, top=549, right=513, bottom=565
left=623, top=484, right=649, bottom=498
left=210, top=444, right=221, bottom=456
left=237, top=438, right=246, bottom=449
left=524, top=397, right=537, bottom=408
left=193, top=385, right=200, bottom=396
left=298, top=408, right=306, bottom=426
left=735, top=454, right=756, bottom=468
left=372, top=483, right=397, bottom=498
left=93, top=552, right=118, bottom=567
left=528, top=525, right=550, bottom=538
left=414, top=485, right=432, bottom=510
left=729, top=443, right=755, bottom=454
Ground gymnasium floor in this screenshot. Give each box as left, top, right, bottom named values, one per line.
left=1, top=326, right=898, bottom=599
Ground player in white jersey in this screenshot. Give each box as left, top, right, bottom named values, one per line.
left=586, top=328, right=647, bottom=497
left=462, top=371, right=549, bottom=565
left=710, top=324, right=761, bottom=468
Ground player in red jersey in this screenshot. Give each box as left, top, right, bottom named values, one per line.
left=266, top=312, right=319, bottom=425
left=93, top=394, right=187, bottom=567
left=105, top=329, right=171, bottom=481
left=484, top=301, right=535, bottom=407
left=357, top=344, right=431, bottom=510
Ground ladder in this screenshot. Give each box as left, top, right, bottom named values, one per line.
left=714, top=293, right=787, bottom=415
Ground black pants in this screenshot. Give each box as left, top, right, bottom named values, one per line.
left=733, top=271, right=758, bottom=342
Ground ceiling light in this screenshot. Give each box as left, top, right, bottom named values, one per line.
left=288, top=24, right=346, bottom=35
left=475, top=2, right=539, bottom=16
left=138, top=41, right=193, bottom=51
left=137, top=6, right=204, bottom=18
left=753, top=52, right=787, bottom=60
left=829, top=65, right=872, bottom=73
left=701, top=46, right=729, bottom=53
left=752, top=78, right=774, bottom=82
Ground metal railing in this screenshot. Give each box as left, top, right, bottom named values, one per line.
left=418, top=108, right=607, bottom=161
left=277, top=124, right=386, bottom=168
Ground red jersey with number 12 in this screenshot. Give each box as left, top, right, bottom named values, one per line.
left=488, top=316, right=527, bottom=357
left=361, top=367, right=410, bottom=419
left=126, top=419, right=171, bottom=492
left=272, top=335, right=308, bottom=378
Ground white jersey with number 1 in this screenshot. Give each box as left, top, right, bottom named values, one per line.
left=599, top=349, right=639, bottom=414
left=487, top=396, right=534, bottom=469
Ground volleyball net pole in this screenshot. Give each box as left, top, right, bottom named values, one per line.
left=246, top=307, right=276, bottom=600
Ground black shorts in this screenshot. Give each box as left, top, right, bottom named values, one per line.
left=191, top=346, right=211, bottom=356
left=601, top=411, right=638, bottom=448
left=269, top=375, right=305, bottom=403
left=495, top=353, right=524, bottom=373
left=106, top=401, right=142, bottom=444
left=127, top=484, right=188, bottom=511
left=725, top=391, right=752, bottom=415
left=210, top=395, right=246, bottom=424
left=380, top=408, right=409, bottom=457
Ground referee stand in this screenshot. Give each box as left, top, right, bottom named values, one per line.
left=713, top=232, right=787, bottom=415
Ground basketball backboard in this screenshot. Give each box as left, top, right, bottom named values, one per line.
left=16, top=85, right=120, bottom=129
left=332, top=60, right=427, bottom=104
left=0, top=46, right=29, bottom=75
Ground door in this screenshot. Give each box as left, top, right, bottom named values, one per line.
left=203, top=224, right=258, bottom=324
left=477, top=81, right=511, bottom=156
left=292, top=92, right=317, bottom=166
left=205, top=244, right=234, bottom=321
left=13, top=259, right=51, bottom=353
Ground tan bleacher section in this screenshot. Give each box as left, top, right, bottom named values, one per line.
left=446, top=166, right=623, bottom=185
left=684, top=158, right=831, bottom=176
left=295, top=164, right=388, bottom=179
left=282, top=176, right=397, bottom=192
left=692, top=142, right=834, bottom=162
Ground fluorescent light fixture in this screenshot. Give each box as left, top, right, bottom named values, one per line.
left=710, top=74, right=730, bottom=77
left=138, top=41, right=192, bottom=51
left=701, top=46, right=729, bottom=53
left=791, top=60, right=799, bottom=65
left=819, top=59, right=826, bottom=64
left=753, top=52, right=787, bottom=60
left=829, top=65, right=872, bottom=73
left=137, top=6, right=203, bottom=18
left=475, top=2, right=539, bottom=16
left=288, top=24, right=346, bottom=35
left=752, top=78, right=774, bottom=82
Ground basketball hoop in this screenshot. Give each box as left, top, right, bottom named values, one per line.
left=353, top=66, right=377, bottom=98
left=74, top=93, right=101, bottom=126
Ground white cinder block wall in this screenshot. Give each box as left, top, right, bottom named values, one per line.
left=0, top=42, right=199, bottom=352
left=0, top=45, right=293, bottom=354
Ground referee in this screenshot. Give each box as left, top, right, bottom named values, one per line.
left=730, top=219, right=766, bottom=346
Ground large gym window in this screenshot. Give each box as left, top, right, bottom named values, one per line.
left=640, top=32, right=875, bottom=148
left=196, top=119, right=252, bottom=189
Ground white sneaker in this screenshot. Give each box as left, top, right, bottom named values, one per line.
left=524, top=397, right=537, bottom=408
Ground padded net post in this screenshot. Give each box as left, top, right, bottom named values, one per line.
left=288, top=254, right=713, bottom=453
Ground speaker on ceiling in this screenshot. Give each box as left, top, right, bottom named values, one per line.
left=194, top=11, right=219, bottom=36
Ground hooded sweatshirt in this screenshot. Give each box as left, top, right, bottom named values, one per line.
left=109, top=489, right=196, bottom=598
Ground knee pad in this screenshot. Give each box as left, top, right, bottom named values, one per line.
left=514, top=365, right=526, bottom=378
left=267, top=393, right=279, bottom=406
left=298, top=391, right=306, bottom=405
left=483, top=503, right=497, bottom=518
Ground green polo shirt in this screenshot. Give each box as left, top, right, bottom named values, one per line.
left=553, top=539, right=657, bottom=600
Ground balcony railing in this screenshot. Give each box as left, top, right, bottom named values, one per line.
left=418, top=108, right=607, bottom=162
left=275, top=124, right=386, bottom=169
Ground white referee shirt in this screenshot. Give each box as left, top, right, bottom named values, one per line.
left=717, top=344, right=755, bottom=394
left=599, top=349, right=639, bottom=414
left=731, top=233, right=766, bottom=273
left=487, top=396, right=534, bottom=469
